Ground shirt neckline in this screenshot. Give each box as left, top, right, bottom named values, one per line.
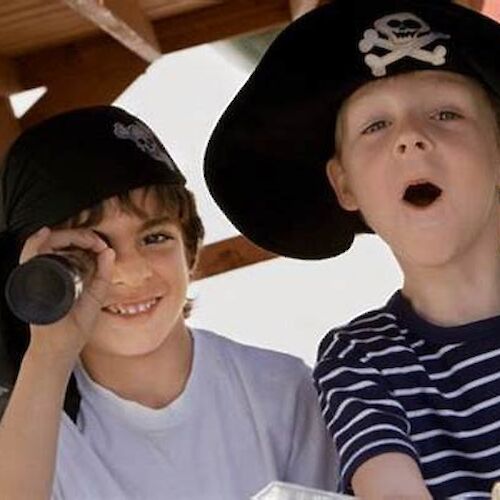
left=74, top=328, right=207, bottom=431
left=387, top=291, right=500, bottom=345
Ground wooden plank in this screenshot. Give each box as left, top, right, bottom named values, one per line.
left=0, top=57, right=22, bottom=96
left=0, top=1, right=98, bottom=58
left=16, top=36, right=148, bottom=128
left=194, top=235, right=277, bottom=280
left=289, top=0, right=320, bottom=20
left=0, top=1, right=221, bottom=58
left=142, top=0, right=222, bottom=21
left=0, top=98, right=20, bottom=158
left=62, top=0, right=161, bottom=63
left=154, top=0, right=290, bottom=54
left=16, top=0, right=290, bottom=127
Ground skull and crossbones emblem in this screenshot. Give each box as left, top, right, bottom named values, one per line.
left=113, top=121, right=176, bottom=170
left=359, top=12, right=450, bottom=77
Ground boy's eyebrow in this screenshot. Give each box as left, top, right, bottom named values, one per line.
left=140, top=215, right=174, bottom=231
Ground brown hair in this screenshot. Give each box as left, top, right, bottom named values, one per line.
left=62, top=183, right=205, bottom=317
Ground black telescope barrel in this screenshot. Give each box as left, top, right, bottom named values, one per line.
left=5, top=254, right=84, bottom=325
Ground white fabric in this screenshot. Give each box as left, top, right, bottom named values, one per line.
left=52, top=329, right=338, bottom=500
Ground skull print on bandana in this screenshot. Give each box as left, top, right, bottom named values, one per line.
left=359, top=12, right=450, bottom=77
left=113, top=121, right=176, bottom=170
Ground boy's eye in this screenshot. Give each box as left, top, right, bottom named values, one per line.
left=433, top=110, right=462, bottom=121
left=143, top=232, right=173, bottom=245
left=362, top=120, right=389, bottom=135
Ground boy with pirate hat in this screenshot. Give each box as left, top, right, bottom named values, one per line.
left=204, top=0, right=500, bottom=497
left=0, top=106, right=337, bottom=499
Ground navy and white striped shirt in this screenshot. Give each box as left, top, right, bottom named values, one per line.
left=314, top=291, right=500, bottom=498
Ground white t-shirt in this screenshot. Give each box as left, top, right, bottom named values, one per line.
left=52, top=329, right=338, bottom=499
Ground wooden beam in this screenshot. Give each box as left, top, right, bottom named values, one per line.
left=0, top=98, right=20, bottom=158
left=155, top=0, right=290, bottom=54
left=16, top=0, right=291, bottom=127
left=0, top=57, right=22, bottom=96
left=289, top=0, right=320, bottom=20
left=62, top=0, right=161, bottom=63
left=16, top=36, right=148, bottom=128
left=194, top=235, right=277, bottom=280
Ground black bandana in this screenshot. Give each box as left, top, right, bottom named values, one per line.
left=0, top=105, right=186, bottom=419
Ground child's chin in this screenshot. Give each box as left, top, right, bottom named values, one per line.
left=395, top=237, right=463, bottom=268
left=102, top=335, right=165, bottom=358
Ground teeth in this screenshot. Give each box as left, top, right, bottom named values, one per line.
left=105, top=298, right=158, bottom=316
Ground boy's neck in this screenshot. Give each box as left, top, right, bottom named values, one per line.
left=80, top=319, right=193, bottom=409
left=401, top=253, right=500, bottom=328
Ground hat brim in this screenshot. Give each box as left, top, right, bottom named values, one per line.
left=204, top=0, right=500, bottom=259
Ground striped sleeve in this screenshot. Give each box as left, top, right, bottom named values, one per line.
left=313, top=326, right=419, bottom=493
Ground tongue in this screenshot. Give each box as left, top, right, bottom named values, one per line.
left=403, top=183, right=442, bottom=207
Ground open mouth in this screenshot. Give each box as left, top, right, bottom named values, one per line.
left=403, top=182, right=442, bottom=208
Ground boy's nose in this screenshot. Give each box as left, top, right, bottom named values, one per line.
left=394, top=122, right=432, bottom=156
left=395, top=139, right=428, bottom=155
left=111, top=252, right=153, bottom=287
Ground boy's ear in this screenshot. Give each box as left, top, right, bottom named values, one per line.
left=325, top=157, right=359, bottom=211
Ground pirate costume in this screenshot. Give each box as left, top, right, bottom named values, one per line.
left=0, top=106, right=337, bottom=498
left=204, top=0, right=500, bottom=496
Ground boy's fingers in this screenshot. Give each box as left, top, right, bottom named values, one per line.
left=80, top=247, right=115, bottom=308
left=19, top=226, right=51, bottom=263
left=20, top=228, right=108, bottom=264
left=41, top=229, right=107, bottom=253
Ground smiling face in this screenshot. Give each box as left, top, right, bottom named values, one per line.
left=327, top=71, right=500, bottom=268
left=78, top=187, right=193, bottom=359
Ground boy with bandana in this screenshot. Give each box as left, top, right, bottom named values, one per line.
left=0, top=106, right=337, bottom=499
left=204, top=0, right=500, bottom=497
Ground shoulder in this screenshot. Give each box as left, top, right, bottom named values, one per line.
left=317, top=303, right=400, bottom=362
left=192, top=328, right=311, bottom=385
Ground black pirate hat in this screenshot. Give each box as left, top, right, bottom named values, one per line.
left=204, top=0, right=500, bottom=259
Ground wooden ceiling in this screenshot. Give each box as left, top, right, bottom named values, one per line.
left=0, top=1, right=218, bottom=57
left=0, top=0, right=497, bottom=279
left=0, top=0, right=300, bottom=130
